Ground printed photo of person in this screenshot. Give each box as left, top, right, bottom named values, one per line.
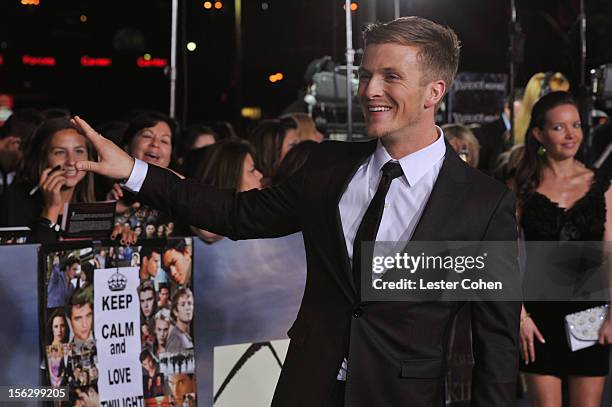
left=140, top=349, right=165, bottom=398
left=140, top=247, right=169, bottom=290
left=73, top=385, right=99, bottom=407
left=166, top=287, right=193, bottom=353
left=67, top=286, right=94, bottom=345
left=144, top=395, right=171, bottom=407
left=131, top=251, right=141, bottom=267
left=157, top=282, right=171, bottom=309
left=162, top=239, right=192, bottom=287
left=46, top=308, right=70, bottom=346
left=47, top=255, right=80, bottom=308
left=46, top=344, right=68, bottom=388
left=142, top=321, right=154, bottom=349
left=93, top=247, right=107, bottom=269
left=153, top=309, right=171, bottom=357
left=71, top=364, right=83, bottom=387
left=168, top=373, right=195, bottom=407
left=139, top=280, right=157, bottom=324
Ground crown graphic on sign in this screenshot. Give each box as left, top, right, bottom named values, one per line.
left=108, top=271, right=127, bottom=291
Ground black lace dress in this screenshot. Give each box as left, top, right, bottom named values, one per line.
left=520, top=170, right=611, bottom=376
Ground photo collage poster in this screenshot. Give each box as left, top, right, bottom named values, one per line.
left=40, top=237, right=196, bottom=406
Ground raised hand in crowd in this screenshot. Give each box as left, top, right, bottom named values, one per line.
left=39, top=165, right=68, bottom=224
left=106, top=182, right=141, bottom=215
left=73, top=116, right=185, bottom=180
left=72, top=116, right=136, bottom=181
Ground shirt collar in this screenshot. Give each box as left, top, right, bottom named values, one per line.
left=370, top=126, right=446, bottom=187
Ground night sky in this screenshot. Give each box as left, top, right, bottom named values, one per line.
left=1, top=0, right=611, bottom=129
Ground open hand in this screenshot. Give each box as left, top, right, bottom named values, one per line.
left=520, top=315, right=546, bottom=364
left=72, top=116, right=135, bottom=180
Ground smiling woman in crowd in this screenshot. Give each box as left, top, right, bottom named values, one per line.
left=0, top=118, right=97, bottom=242
left=515, top=91, right=612, bottom=406
left=108, top=112, right=187, bottom=237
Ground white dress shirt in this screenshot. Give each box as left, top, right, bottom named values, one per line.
left=335, top=129, right=446, bottom=379
left=124, top=128, right=447, bottom=381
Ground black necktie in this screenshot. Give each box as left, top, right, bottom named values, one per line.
left=352, top=161, right=404, bottom=295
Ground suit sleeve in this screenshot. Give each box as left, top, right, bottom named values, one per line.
left=470, top=189, right=521, bottom=406
left=136, top=162, right=305, bottom=240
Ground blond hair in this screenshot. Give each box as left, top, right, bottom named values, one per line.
left=280, top=113, right=318, bottom=141
left=363, top=16, right=461, bottom=91
left=442, top=124, right=480, bottom=167
left=514, top=72, right=570, bottom=144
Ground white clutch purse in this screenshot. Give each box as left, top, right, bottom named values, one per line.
left=564, top=305, right=609, bottom=352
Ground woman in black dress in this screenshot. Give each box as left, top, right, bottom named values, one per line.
left=515, top=91, right=612, bottom=406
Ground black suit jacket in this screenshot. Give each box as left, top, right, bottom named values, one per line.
left=137, top=139, right=520, bottom=407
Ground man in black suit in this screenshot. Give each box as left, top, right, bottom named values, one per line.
left=75, top=16, right=519, bottom=407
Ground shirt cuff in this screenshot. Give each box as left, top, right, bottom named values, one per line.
left=121, top=158, right=148, bottom=193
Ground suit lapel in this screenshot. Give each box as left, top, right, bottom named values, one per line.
left=327, top=140, right=378, bottom=300
left=411, top=144, right=470, bottom=241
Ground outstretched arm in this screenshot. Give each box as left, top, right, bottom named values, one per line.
left=73, top=116, right=303, bottom=239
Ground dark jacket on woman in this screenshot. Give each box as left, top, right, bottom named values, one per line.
left=0, top=179, right=59, bottom=243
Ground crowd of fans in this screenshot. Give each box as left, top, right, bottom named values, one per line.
left=0, top=108, right=322, bottom=244
left=2, top=69, right=612, bottom=405
left=0, top=70, right=610, bottom=247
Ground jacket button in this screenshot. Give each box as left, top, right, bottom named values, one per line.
left=353, top=308, right=363, bottom=318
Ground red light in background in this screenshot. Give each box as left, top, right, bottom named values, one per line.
left=80, top=56, right=112, bottom=67
left=0, top=55, right=3, bottom=66
left=136, top=57, right=168, bottom=68
left=21, top=0, right=40, bottom=5
left=22, top=55, right=56, bottom=67
left=214, top=1, right=223, bottom=9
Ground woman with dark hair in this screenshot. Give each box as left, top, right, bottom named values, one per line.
left=122, top=112, right=179, bottom=169
left=514, top=91, right=612, bottom=406
left=190, top=140, right=262, bottom=243
left=0, top=117, right=96, bottom=242
left=249, top=118, right=299, bottom=186
left=182, top=124, right=218, bottom=153
left=46, top=308, right=70, bottom=345
left=271, top=140, right=318, bottom=186
left=197, top=139, right=262, bottom=191
left=108, top=112, right=187, bottom=237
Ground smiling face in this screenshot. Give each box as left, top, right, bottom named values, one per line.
left=533, top=104, right=583, bottom=161
left=358, top=43, right=442, bottom=141
left=129, top=121, right=172, bottom=168
left=46, top=129, right=89, bottom=188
